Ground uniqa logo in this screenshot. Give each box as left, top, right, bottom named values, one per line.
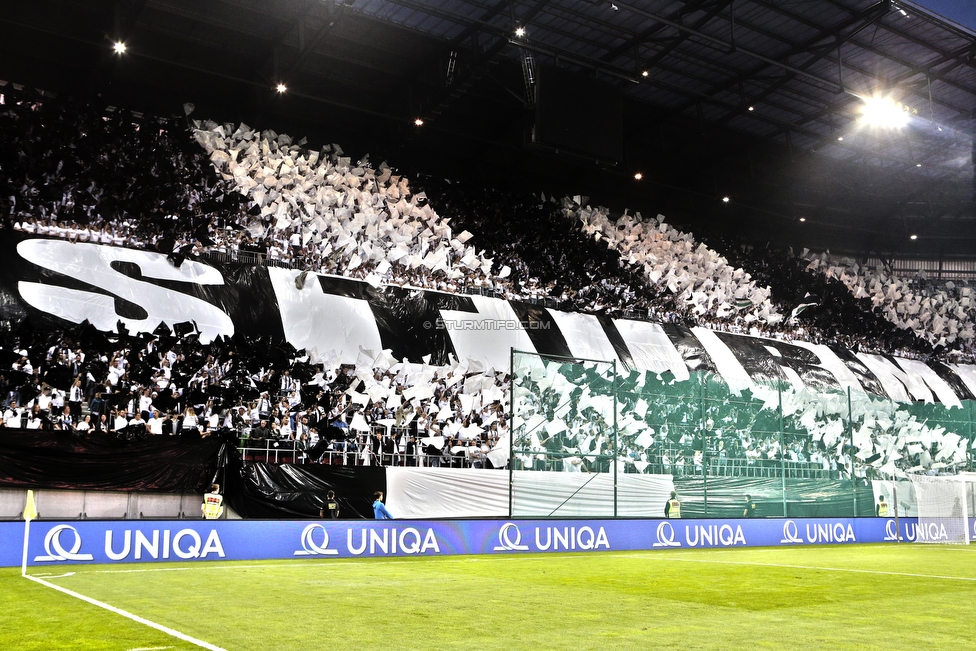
left=904, top=521, right=949, bottom=542
left=34, top=525, right=94, bottom=562
left=534, top=526, right=610, bottom=551
left=804, top=522, right=856, bottom=543
left=780, top=520, right=803, bottom=544
left=294, top=524, right=339, bottom=556
left=684, top=524, right=746, bottom=547
left=345, top=527, right=440, bottom=555
left=104, top=529, right=225, bottom=561
left=883, top=519, right=903, bottom=542
left=493, top=523, right=530, bottom=551
left=653, top=521, right=680, bottom=547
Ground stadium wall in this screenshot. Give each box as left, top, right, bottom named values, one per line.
left=3, top=517, right=973, bottom=567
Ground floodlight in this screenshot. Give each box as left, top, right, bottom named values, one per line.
left=113, top=42, right=126, bottom=54
left=414, top=118, right=424, bottom=127
left=276, top=83, right=287, bottom=93
left=747, top=106, right=754, bottom=111
left=798, top=217, right=806, bottom=222
left=641, top=70, right=649, bottom=78
left=910, top=234, right=918, bottom=240
left=722, top=196, right=730, bottom=203
left=633, top=172, right=643, bottom=180
left=515, top=26, right=526, bottom=37
left=859, top=96, right=909, bottom=129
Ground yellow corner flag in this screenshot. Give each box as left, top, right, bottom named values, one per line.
left=23, top=490, right=38, bottom=522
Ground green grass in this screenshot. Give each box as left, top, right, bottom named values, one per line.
left=3, top=545, right=976, bottom=650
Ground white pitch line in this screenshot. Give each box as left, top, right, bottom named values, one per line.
left=33, top=571, right=76, bottom=579
left=24, top=574, right=226, bottom=651
left=81, top=554, right=592, bottom=575
left=637, top=556, right=976, bottom=582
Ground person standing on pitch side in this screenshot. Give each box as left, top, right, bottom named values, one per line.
left=664, top=491, right=681, bottom=518
left=372, top=491, right=393, bottom=519
left=320, top=490, right=340, bottom=519
left=743, top=494, right=756, bottom=518
left=876, top=494, right=889, bottom=517
left=201, top=483, right=224, bottom=519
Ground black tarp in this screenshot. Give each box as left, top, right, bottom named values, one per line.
left=224, top=456, right=386, bottom=520
left=0, top=429, right=227, bottom=492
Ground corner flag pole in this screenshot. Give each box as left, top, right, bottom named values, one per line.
left=21, top=489, right=38, bottom=576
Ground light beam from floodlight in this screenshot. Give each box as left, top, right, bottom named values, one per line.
left=859, top=95, right=909, bottom=129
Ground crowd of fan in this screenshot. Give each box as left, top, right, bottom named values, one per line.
left=4, top=87, right=971, bottom=365
left=0, top=323, right=511, bottom=467
left=804, top=252, right=975, bottom=357
left=511, top=359, right=971, bottom=480
left=1, top=87, right=975, bottom=479
left=698, top=235, right=950, bottom=361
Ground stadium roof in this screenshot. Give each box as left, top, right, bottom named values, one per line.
left=2, top=0, right=975, bottom=256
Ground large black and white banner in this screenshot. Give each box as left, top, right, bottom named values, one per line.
left=3, top=235, right=976, bottom=405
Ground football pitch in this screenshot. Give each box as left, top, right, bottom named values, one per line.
left=3, top=545, right=976, bottom=651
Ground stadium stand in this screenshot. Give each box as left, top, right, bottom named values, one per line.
left=0, top=85, right=974, bottom=480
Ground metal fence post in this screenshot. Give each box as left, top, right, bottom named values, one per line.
left=613, top=359, right=618, bottom=519
left=509, top=347, right=516, bottom=519
left=849, top=387, right=857, bottom=517
left=779, top=380, right=786, bottom=517
left=699, top=373, right=708, bottom=517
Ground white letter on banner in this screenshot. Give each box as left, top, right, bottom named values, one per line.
left=544, top=310, right=622, bottom=368
left=105, top=530, right=131, bottom=561
left=16, top=240, right=233, bottom=343
left=399, top=529, right=421, bottom=554
left=134, top=530, right=159, bottom=560
left=854, top=353, right=915, bottom=403
left=594, top=528, right=610, bottom=549
left=421, top=529, right=440, bottom=554
left=440, top=295, right=536, bottom=372
left=200, top=530, right=225, bottom=558
left=348, top=529, right=367, bottom=555
left=577, top=526, right=594, bottom=550
left=173, top=529, right=201, bottom=559
left=894, top=358, right=961, bottom=407
left=267, top=268, right=382, bottom=365
left=612, top=319, right=689, bottom=381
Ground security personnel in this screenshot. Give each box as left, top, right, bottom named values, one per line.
left=664, top=491, right=681, bottom=519
left=320, top=490, right=340, bottom=519
left=201, top=483, right=224, bottom=519
left=743, top=494, right=756, bottom=518
left=876, top=495, right=890, bottom=517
